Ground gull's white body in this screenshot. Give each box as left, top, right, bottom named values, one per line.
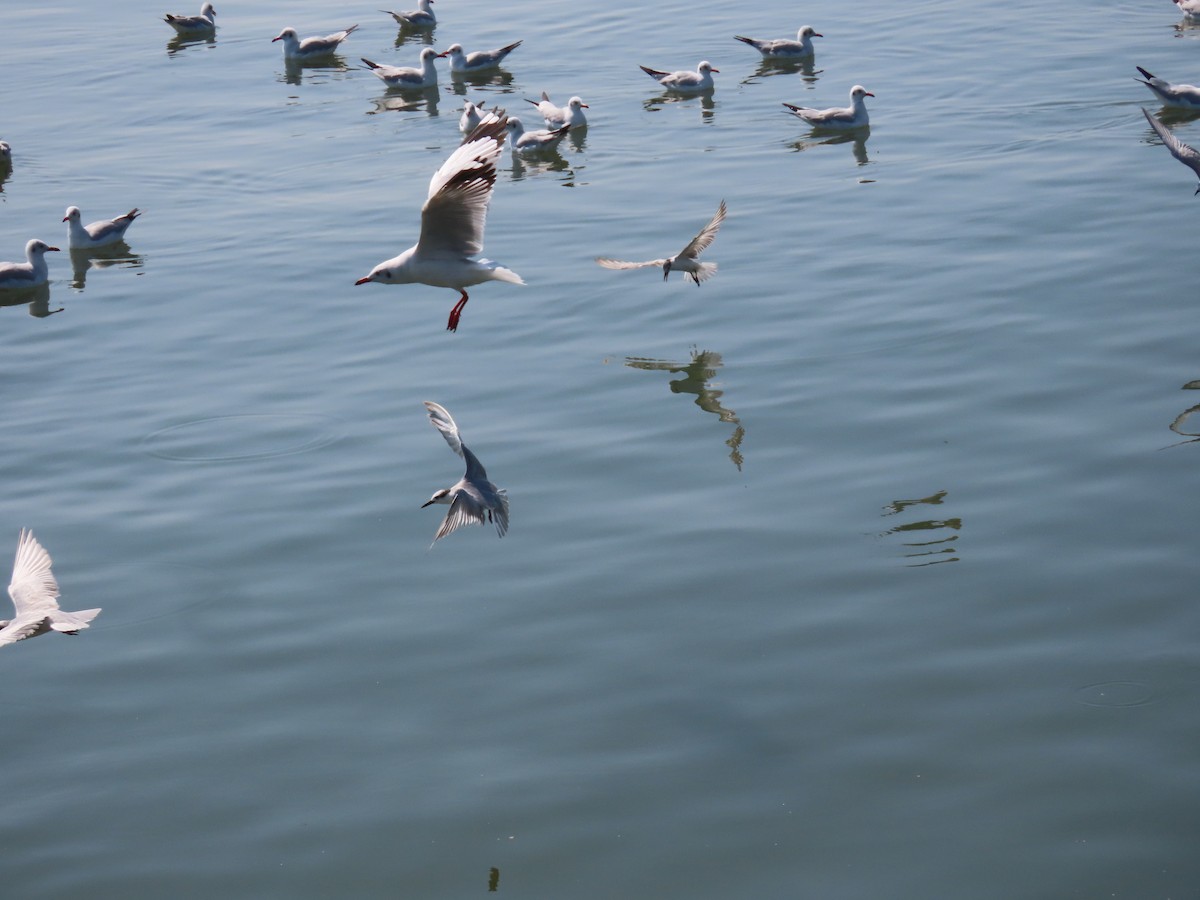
left=1143, top=107, right=1200, bottom=192
left=0, top=239, right=60, bottom=289
left=734, top=26, right=821, bottom=58
left=380, top=0, right=435, bottom=27
left=0, top=530, right=101, bottom=647
left=64, top=206, right=141, bottom=249
left=459, top=99, right=490, bottom=132
left=355, top=116, right=524, bottom=331
left=421, top=402, right=509, bottom=545
left=361, top=48, right=441, bottom=88
left=1176, top=0, right=1200, bottom=21
left=506, top=117, right=570, bottom=154
left=597, top=199, right=727, bottom=286
left=272, top=24, right=358, bottom=59
left=444, top=41, right=522, bottom=73
left=1136, top=66, right=1200, bottom=108
left=640, top=60, right=718, bottom=93
left=164, top=1, right=215, bottom=34
left=526, top=92, right=588, bottom=129
left=784, top=85, right=873, bottom=129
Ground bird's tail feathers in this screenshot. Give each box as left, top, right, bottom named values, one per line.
left=483, top=262, right=524, bottom=285
left=689, top=262, right=718, bottom=285
left=51, top=608, right=101, bottom=632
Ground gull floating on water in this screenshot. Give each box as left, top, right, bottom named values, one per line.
left=640, top=60, right=718, bottom=93
left=355, top=116, right=523, bottom=331
left=1135, top=66, right=1200, bottom=108
left=0, top=240, right=60, bottom=289
left=506, top=117, right=570, bottom=154
left=444, top=41, right=522, bottom=74
left=63, top=206, right=141, bottom=250
left=1142, top=107, right=1200, bottom=193
left=0, top=530, right=101, bottom=647
left=597, top=200, right=727, bottom=285
left=421, top=401, right=508, bottom=545
left=362, top=48, right=442, bottom=88
left=272, top=24, right=358, bottom=60
left=734, top=26, right=821, bottom=58
left=784, top=85, right=873, bottom=129
left=380, top=0, right=435, bottom=27
left=164, top=1, right=216, bottom=35
left=525, top=92, right=588, bottom=129
left=459, top=99, right=496, bottom=132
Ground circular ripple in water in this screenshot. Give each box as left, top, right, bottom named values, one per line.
left=1074, top=681, right=1157, bottom=708
left=141, top=413, right=342, bottom=462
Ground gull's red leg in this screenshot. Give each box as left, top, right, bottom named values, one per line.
left=446, top=289, right=470, bottom=332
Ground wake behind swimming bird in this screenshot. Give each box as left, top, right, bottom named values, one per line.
left=0, top=529, right=101, bottom=647
left=355, top=116, right=524, bottom=332
left=63, top=206, right=141, bottom=250
left=597, top=200, right=727, bottom=285
left=421, top=402, right=509, bottom=545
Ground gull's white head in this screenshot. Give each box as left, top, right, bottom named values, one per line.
left=27, top=239, right=61, bottom=256
left=422, top=488, right=452, bottom=508
left=62, top=206, right=82, bottom=224
left=355, top=262, right=396, bottom=285
left=505, top=117, right=526, bottom=137
left=851, top=85, right=874, bottom=100
left=698, top=60, right=719, bottom=74
left=271, top=27, right=298, bottom=44
left=568, top=97, right=588, bottom=110
left=799, top=26, right=822, bottom=39
left=445, top=43, right=464, bottom=58
left=419, top=47, right=440, bottom=62
left=202, top=2, right=215, bottom=16
left=0, top=141, right=10, bottom=160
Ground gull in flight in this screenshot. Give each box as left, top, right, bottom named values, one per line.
left=1135, top=66, right=1200, bottom=108
left=783, top=85, right=873, bottom=129
left=0, top=240, right=60, bottom=289
left=1142, top=107, right=1200, bottom=193
left=164, top=2, right=216, bottom=35
left=596, top=200, right=727, bottom=285
left=639, top=60, right=718, bottom=93
left=272, top=24, right=358, bottom=60
left=421, top=402, right=509, bottom=545
left=1, top=530, right=101, bottom=647
left=525, top=92, right=588, bottom=129
left=506, top=117, right=570, bottom=154
left=63, top=206, right=141, bottom=250
left=380, top=0, right=435, bottom=28
left=444, top=41, right=523, bottom=74
left=361, top=48, right=442, bottom=89
left=734, top=26, right=822, bottom=58
left=355, top=116, right=524, bottom=331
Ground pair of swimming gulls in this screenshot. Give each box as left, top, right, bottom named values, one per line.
left=0, top=208, right=140, bottom=289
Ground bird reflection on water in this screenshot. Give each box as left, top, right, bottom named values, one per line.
left=790, top=129, right=871, bottom=166
left=625, top=347, right=744, bottom=469
left=69, top=242, right=144, bottom=290
left=0, top=283, right=62, bottom=317
left=879, top=489, right=960, bottom=567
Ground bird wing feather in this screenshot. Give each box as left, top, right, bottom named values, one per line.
left=1144, top=108, right=1200, bottom=174
left=595, top=257, right=667, bottom=270
left=678, top=200, right=727, bottom=259
left=8, top=529, right=60, bottom=616
left=419, top=118, right=506, bottom=257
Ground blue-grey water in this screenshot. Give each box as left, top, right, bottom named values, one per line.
left=2, top=0, right=1199, bottom=896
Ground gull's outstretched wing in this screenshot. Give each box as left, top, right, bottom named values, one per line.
left=678, top=200, right=727, bottom=260
left=8, top=529, right=59, bottom=616
left=1143, top=107, right=1200, bottom=178
left=435, top=492, right=487, bottom=541
left=595, top=257, right=667, bottom=270
left=418, top=117, right=507, bottom=258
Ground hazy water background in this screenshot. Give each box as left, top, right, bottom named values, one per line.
left=2, top=0, right=1200, bottom=896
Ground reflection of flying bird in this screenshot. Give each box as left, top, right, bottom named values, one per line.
left=63, top=206, right=140, bottom=249
left=597, top=200, right=726, bottom=285
left=164, top=2, right=216, bottom=35
left=734, top=26, right=821, bottom=58
left=1135, top=66, right=1200, bottom=108
left=421, top=402, right=509, bottom=545
left=0, top=239, right=60, bottom=289
left=355, top=117, right=524, bottom=332
left=271, top=24, right=358, bottom=60
left=1142, top=107, right=1200, bottom=193
left=784, top=85, right=873, bottom=129
left=380, top=0, right=435, bottom=28
left=639, top=60, right=718, bottom=93
left=1, top=530, right=101, bottom=647
left=361, top=48, right=441, bottom=88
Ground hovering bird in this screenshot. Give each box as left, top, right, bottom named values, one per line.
left=1135, top=66, right=1200, bottom=108
left=1175, top=0, right=1200, bottom=21
left=525, top=92, right=588, bottom=129
left=0, top=240, right=59, bottom=289
left=639, top=60, right=718, bottom=93
left=272, top=24, right=358, bottom=60
left=596, top=200, right=727, bottom=286
left=0, top=530, right=101, bottom=647
left=63, top=206, right=141, bottom=250
left=164, top=1, right=216, bottom=35
left=443, top=41, right=522, bottom=74
left=355, top=116, right=524, bottom=332
left=380, top=0, right=435, bottom=28
left=734, top=26, right=822, bottom=58
left=506, top=117, right=570, bottom=154
left=361, top=48, right=442, bottom=89
left=421, top=402, right=509, bottom=545
left=783, top=85, right=873, bottom=129
left=1142, top=107, right=1200, bottom=193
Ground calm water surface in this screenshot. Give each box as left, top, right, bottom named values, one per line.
left=2, top=0, right=1199, bottom=897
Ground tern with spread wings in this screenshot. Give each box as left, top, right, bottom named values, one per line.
left=1, top=530, right=101, bottom=647
left=421, top=402, right=509, bottom=546
left=596, top=200, right=727, bottom=286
